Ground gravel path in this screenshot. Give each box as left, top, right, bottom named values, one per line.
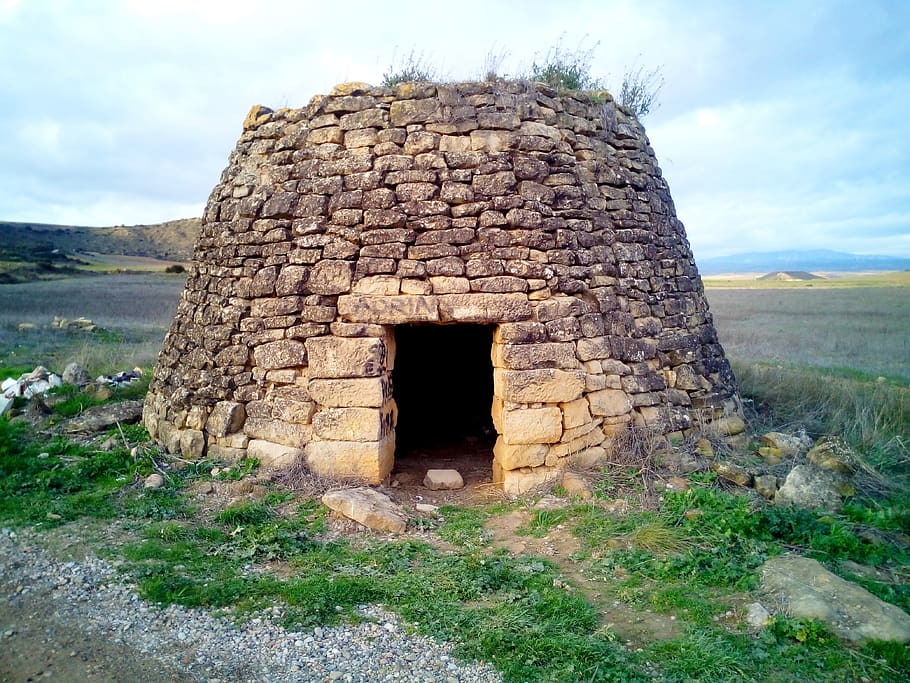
left=0, top=528, right=501, bottom=683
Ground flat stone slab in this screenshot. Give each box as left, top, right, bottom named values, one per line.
left=761, top=555, right=910, bottom=643
left=423, top=469, right=464, bottom=490
left=321, top=487, right=407, bottom=533
left=63, top=399, right=144, bottom=433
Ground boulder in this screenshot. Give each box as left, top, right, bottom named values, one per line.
left=761, top=555, right=910, bottom=642
left=62, top=362, right=91, bottom=387
left=761, top=431, right=810, bottom=457
left=774, top=464, right=847, bottom=512
left=807, top=437, right=855, bottom=474
left=322, top=487, right=407, bottom=533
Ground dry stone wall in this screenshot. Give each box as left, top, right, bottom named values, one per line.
left=144, top=80, right=740, bottom=493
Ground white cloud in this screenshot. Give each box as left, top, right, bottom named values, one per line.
left=0, top=0, right=907, bottom=258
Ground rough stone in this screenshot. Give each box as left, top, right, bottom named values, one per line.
left=775, top=464, right=847, bottom=512
left=62, top=362, right=91, bottom=387
left=761, top=555, right=910, bottom=642
left=807, top=437, right=856, bottom=474
left=65, top=400, right=144, bottom=433
left=143, top=473, right=165, bottom=489
left=306, top=336, right=389, bottom=379
left=247, top=439, right=304, bottom=469
left=753, top=474, right=779, bottom=499
left=423, top=469, right=465, bottom=490
left=761, top=431, right=810, bottom=457
left=710, top=461, right=753, bottom=487
left=501, top=406, right=563, bottom=445
left=322, top=487, right=407, bottom=533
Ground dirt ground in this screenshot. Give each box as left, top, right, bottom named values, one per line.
left=0, top=566, right=192, bottom=683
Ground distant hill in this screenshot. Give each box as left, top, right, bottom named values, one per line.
left=699, top=249, right=910, bottom=275
left=758, top=271, right=824, bottom=281
left=0, top=218, right=200, bottom=261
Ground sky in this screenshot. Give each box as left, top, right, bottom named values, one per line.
left=1, top=0, right=908, bottom=260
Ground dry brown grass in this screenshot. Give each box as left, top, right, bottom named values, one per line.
left=706, top=285, right=910, bottom=381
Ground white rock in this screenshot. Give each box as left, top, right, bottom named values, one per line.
left=745, top=602, right=771, bottom=630
left=423, top=469, right=464, bottom=490
left=143, top=473, right=165, bottom=489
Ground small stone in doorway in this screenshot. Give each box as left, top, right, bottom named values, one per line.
left=423, top=469, right=464, bottom=490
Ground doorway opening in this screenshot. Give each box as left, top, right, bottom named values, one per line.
left=392, top=324, right=496, bottom=480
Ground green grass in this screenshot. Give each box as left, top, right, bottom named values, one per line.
left=0, top=273, right=182, bottom=376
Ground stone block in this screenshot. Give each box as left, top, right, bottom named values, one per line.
left=206, top=401, right=246, bottom=437
left=337, top=294, right=439, bottom=324
left=492, top=342, right=578, bottom=370
left=305, top=436, right=395, bottom=483
left=390, top=98, right=440, bottom=126
left=308, top=377, right=389, bottom=407
left=429, top=276, right=470, bottom=294
left=493, top=438, right=549, bottom=470
left=306, top=336, right=390, bottom=379
left=547, top=427, right=606, bottom=459
left=243, top=417, right=309, bottom=449
left=253, top=339, right=307, bottom=370
left=352, top=275, right=400, bottom=296
left=587, top=389, right=632, bottom=417
left=576, top=336, right=610, bottom=361
left=493, top=462, right=560, bottom=495
left=272, top=398, right=316, bottom=424
left=493, top=368, right=585, bottom=403
left=179, top=429, right=206, bottom=459
left=437, top=293, right=532, bottom=323
left=248, top=439, right=305, bottom=469
left=501, top=406, right=562, bottom=445
left=470, top=130, right=517, bottom=153
left=308, top=260, right=354, bottom=295
left=423, top=469, right=465, bottom=490
left=560, top=398, right=592, bottom=429
left=470, top=276, right=528, bottom=293
left=312, top=405, right=393, bottom=442
left=400, top=279, right=433, bottom=295
left=275, top=265, right=310, bottom=296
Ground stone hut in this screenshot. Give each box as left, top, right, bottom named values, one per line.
left=144, top=81, right=740, bottom=493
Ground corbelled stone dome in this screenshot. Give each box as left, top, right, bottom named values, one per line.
left=144, top=80, right=740, bottom=493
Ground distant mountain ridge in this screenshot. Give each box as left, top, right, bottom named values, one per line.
left=0, top=218, right=200, bottom=261
left=698, top=249, right=910, bottom=275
